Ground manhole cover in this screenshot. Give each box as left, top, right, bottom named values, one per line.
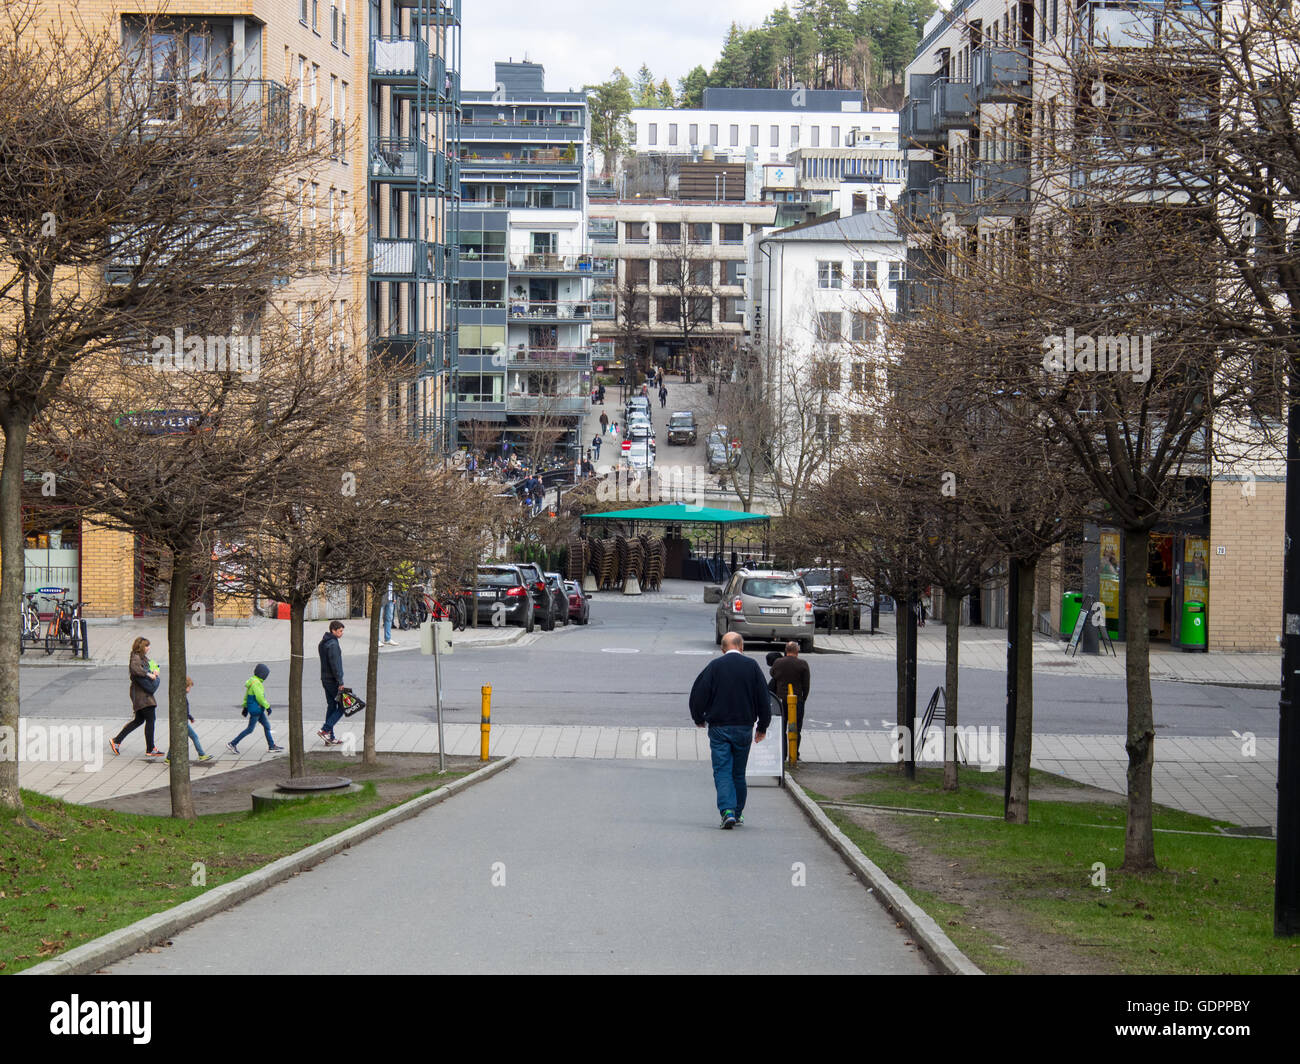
left=276, top=775, right=353, bottom=793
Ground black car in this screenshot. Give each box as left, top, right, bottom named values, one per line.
left=666, top=411, right=697, bottom=445
left=516, top=561, right=557, bottom=630
left=471, top=565, right=535, bottom=631
left=543, top=572, right=570, bottom=627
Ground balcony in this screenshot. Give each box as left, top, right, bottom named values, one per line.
left=369, top=237, right=452, bottom=281
left=932, top=79, right=975, bottom=130
left=507, top=298, right=613, bottom=321
left=504, top=346, right=593, bottom=367
left=900, top=187, right=932, bottom=224
left=506, top=188, right=580, bottom=210
left=1075, top=1, right=1211, bottom=50
left=588, top=177, right=617, bottom=198
left=403, top=0, right=461, bottom=26
left=460, top=148, right=579, bottom=169
left=906, top=159, right=940, bottom=192
left=973, top=47, right=1030, bottom=104
left=588, top=217, right=616, bottom=241
left=509, top=253, right=614, bottom=275
left=369, top=138, right=436, bottom=184
left=930, top=178, right=975, bottom=225
left=506, top=395, right=589, bottom=415
left=900, top=97, right=937, bottom=147
left=973, top=159, right=1030, bottom=214
left=113, top=77, right=290, bottom=147
left=370, top=36, right=434, bottom=87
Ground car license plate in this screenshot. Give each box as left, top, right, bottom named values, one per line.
left=759, top=607, right=786, bottom=615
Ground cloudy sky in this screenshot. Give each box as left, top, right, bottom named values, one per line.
left=460, top=0, right=779, bottom=94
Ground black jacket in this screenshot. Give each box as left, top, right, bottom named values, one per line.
left=689, top=651, right=773, bottom=732
left=769, top=655, right=811, bottom=708
left=319, top=632, right=343, bottom=688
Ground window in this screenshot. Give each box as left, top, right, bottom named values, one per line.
left=721, top=296, right=743, bottom=323
left=312, top=0, right=319, bottom=32
left=691, top=260, right=712, bottom=285
left=723, top=260, right=744, bottom=285
left=658, top=258, right=682, bottom=284
left=627, top=259, right=650, bottom=284
left=827, top=414, right=841, bottom=442
left=850, top=313, right=876, bottom=342
left=658, top=221, right=681, bottom=243
left=811, top=126, right=820, bottom=147
left=625, top=221, right=649, bottom=244
left=300, top=0, right=308, bottom=24
left=648, top=123, right=658, bottom=146
left=771, top=124, right=779, bottom=147
left=710, top=123, right=719, bottom=145
left=1051, top=0, right=1058, bottom=34
left=811, top=358, right=842, bottom=389
left=657, top=296, right=680, bottom=322
left=849, top=413, right=870, bottom=442
left=690, top=296, right=712, bottom=322
left=817, top=261, right=844, bottom=289
left=331, top=3, right=339, bottom=45
left=720, top=223, right=743, bottom=244
left=850, top=362, right=874, bottom=391
left=668, top=123, right=678, bottom=146
left=853, top=260, right=876, bottom=288
left=340, top=0, right=348, bottom=51
left=730, top=124, right=739, bottom=147
left=816, top=312, right=841, bottom=342
left=339, top=82, right=348, bottom=157
left=888, top=262, right=902, bottom=289
left=791, top=125, right=800, bottom=148
left=689, top=223, right=711, bottom=245
left=852, top=192, right=868, bottom=215
left=750, top=124, right=759, bottom=146
left=831, top=126, right=840, bottom=147
left=689, top=123, right=698, bottom=145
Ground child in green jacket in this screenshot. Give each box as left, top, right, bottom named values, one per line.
left=227, top=663, right=283, bottom=753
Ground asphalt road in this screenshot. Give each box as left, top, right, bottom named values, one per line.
left=21, top=597, right=1277, bottom=738
left=106, top=758, right=935, bottom=975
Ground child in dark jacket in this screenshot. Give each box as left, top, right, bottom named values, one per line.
left=227, top=663, right=283, bottom=753
left=165, top=676, right=214, bottom=763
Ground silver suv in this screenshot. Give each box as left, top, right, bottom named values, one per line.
left=713, top=569, right=814, bottom=652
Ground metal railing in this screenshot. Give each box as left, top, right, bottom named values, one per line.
left=508, top=253, right=614, bottom=274
left=116, top=77, right=290, bottom=145
left=931, top=79, right=975, bottom=129
left=973, top=47, right=1030, bottom=103
left=507, top=299, right=613, bottom=319
left=505, top=347, right=593, bottom=365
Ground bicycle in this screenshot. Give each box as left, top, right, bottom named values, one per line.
left=44, top=591, right=87, bottom=656
left=19, top=593, right=41, bottom=654
left=429, top=587, right=469, bottom=631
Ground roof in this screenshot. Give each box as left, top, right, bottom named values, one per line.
left=702, top=87, right=862, bottom=113
left=764, top=209, right=900, bottom=244
left=581, top=504, right=770, bottom=524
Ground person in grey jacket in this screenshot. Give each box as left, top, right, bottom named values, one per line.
left=689, top=632, right=772, bottom=828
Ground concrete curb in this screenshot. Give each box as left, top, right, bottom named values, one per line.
left=20, top=756, right=517, bottom=976
left=784, top=776, right=983, bottom=976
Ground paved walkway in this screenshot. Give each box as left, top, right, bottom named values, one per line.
left=104, top=758, right=935, bottom=974
left=19, top=718, right=1278, bottom=830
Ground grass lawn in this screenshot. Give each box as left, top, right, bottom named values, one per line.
left=0, top=769, right=468, bottom=974
left=799, top=767, right=1299, bottom=975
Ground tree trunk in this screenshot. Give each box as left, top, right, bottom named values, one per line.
left=0, top=415, right=30, bottom=811
left=943, top=588, right=961, bottom=791
left=895, top=595, right=908, bottom=775
left=1006, top=556, right=1038, bottom=824
left=364, top=581, right=381, bottom=766
left=165, top=551, right=196, bottom=818
left=288, top=597, right=306, bottom=778
left=1122, top=527, right=1158, bottom=870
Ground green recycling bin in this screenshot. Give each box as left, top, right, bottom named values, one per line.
left=1180, top=600, right=1207, bottom=652
left=1060, top=591, right=1083, bottom=640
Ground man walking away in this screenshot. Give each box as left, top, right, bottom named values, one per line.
left=768, top=641, right=811, bottom=758
left=318, top=621, right=346, bottom=745
left=592, top=433, right=602, bottom=460
left=599, top=410, right=609, bottom=435
left=689, top=632, right=771, bottom=828
left=659, top=384, right=667, bottom=408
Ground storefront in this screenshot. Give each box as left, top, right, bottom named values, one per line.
left=23, top=512, right=81, bottom=611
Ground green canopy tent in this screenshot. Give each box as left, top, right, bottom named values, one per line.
left=580, top=503, right=771, bottom=580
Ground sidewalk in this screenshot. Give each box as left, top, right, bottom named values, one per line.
left=815, top=614, right=1280, bottom=688
left=19, top=718, right=1278, bottom=831
left=20, top=614, right=525, bottom=668
left=104, top=758, right=935, bottom=974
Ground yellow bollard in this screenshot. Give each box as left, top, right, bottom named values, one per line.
left=786, top=684, right=798, bottom=763
left=480, top=684, right=492, bottom=761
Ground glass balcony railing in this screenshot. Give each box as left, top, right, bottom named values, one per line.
left=113, top=77, right=290, bottom=146
left=588, top=218, right=616, bottom=239
left=506, top=395, right=589, bottom=414
left=973, top=159, right=1030, bottom=212
left=369, top=138, right=435, bottom=182
left=973, top=47, right=1030, bottom=103
left=900, top=96, right=937, bottom=146
left=931, top=79, right=975, bottom=129
left=503, top=346, right=593, bottom=366
left=507, top=298, right=612, bottom=320
left=509, top=253, right=614, bottom=274
left=403, top=0, right=462, bottom=26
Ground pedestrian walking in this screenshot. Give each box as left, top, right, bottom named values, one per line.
left=227, top=664, right=282, bottom=753
left=599, top=412, right=609, bottom=434
left=659, top=385, right=667, bottom=408
left=592, top=434, right=602, bottom=460
left=768, top=641, right=812, bottom=758
left=318, top=620, right=347, bottom=745
left=382, top=580, right=399, bottom=646
left=688, top=631, right=772, bottom=828
left=166, top=677, right=214, bottom=763
left=110, top=637, right=163, bottom=757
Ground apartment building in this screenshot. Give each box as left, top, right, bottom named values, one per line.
left=628, top=88, right=897, bottom=165
left=750, top=210, right=904, bottom=456
left=19, top=0, right=459, bottom=621
left=895, top=0, right=1280, bottom=651
left=761, top=146, right=907, bottom=220
left=588, top=200, right=777, bottom=377
left=456, top=60, right=610, bottom=458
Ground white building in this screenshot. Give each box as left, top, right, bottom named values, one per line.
left=627, top=87, right=898, bottom=165
left=750, top=210, right=904, bottom=445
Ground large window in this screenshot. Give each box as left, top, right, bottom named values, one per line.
left=750, top=124, right=759, bottom=146
left=658, top=221, right=682, bottom=243
left=723, top=260, right=744, bottom=285
left=888, top=262, right=902, bottom=289
left=625, top=221, right=649, bottom=244
left=627, top=258, right=650, bottom=284
left=720, top=223, right=744, bottom=244
left=770, top=124, right=779, bottom=147
left=721, top=296, right=743, bottom=323
left=657, top=258, right=682, bottom=284
left=689, top=223, right=712, bottom=245
left=852, top=260, right=876, bottom=288
left=710, top=123, right=719, bottom=145
left=810, top=126, right=820, bottom=147
left=811, top=359, right=842, bottom=389
left=657, top=296, right=680, bottom=322
left=850, top=313, right=876, bottom=342
left=689, top=123, right=698, bottom=145
left=690, top=260, right=713, bottom=285
left=817, top=261, right=843, bottom=289
left=816, top=312, right=841, bottom=342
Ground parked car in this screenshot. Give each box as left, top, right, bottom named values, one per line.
left=705, top=439, right=728, bottom=473
left=471, top=565, right=535, bottom=631
left=627, top=418, right=653, bottom=440
left=515, top=561, right=557, bottom=630
left=626, top=439, right=654, bottom=471
left=797, top=567, right=863, bottom=629
left=666, top=411, right=697, bottom=445
left=626, top=396, right=651, bottom=421
left=712, top=569, right=814, bottom=652
left=564, top=580, right=590, bottom=625
left=543, top=572, right=570, bottom=626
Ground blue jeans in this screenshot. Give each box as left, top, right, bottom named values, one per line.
left=708, top=724, right=753, bottom=816
left=232, top=711, right=273, bottom=748
left=383, top=599, right=394, bottom=642
left=166, top=723, right=206, bottom=760
left=322, top=685, right=344, bottom=736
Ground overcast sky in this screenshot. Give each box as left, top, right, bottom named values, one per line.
left=459, top=0, right=780, bottom=94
